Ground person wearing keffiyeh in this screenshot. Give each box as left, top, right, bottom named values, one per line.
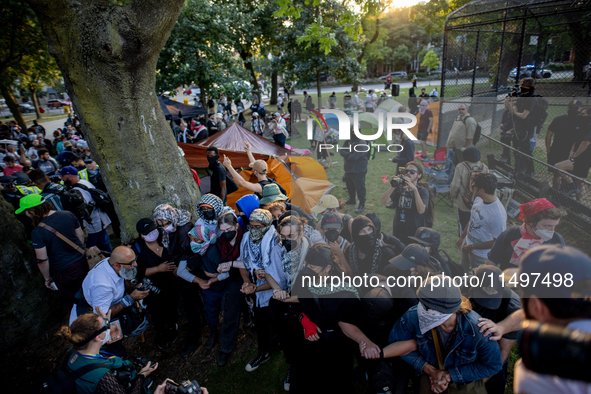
left=196, top=193, right=234, bottom=236
left=486, top=198, right=567, bottom=270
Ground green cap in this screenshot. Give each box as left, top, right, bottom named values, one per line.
left=15, top=194, right=44, bottom=214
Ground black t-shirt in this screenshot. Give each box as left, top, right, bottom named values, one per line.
left=133, top=239, right=176, bottom=289
left=548, top=114, right=585, bottom=164
left=470, top=288, right=522, bottom=340
left=572, top=118, right=591, bottom=158
left=207, top=120, right=218, bottom=135
left=487, top=225, right=565, bottom=270
left=31, top=211, right=83, bottom=272
left=208, top=162, right=227, bottom=200
left=513, top=97, right=536, bottom=140
left=390, top=184, right=430, bottom=244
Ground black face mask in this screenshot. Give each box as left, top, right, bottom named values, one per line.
left=272, top=219, right=279, bottom=229
left=223, top=230, right=237, bottom=241
left=207, top=155, right=219, bottom=164
left=283, top=239, right=293, bottom=253
left=357, top=233, right=376, bottom=253
left=567, top=109, right=579, bottom=117
left=202, top=210, right=216, bottom=220
left=325, top=229, right=340, bottom=243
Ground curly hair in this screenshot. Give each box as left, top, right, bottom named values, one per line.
left=524, top=207, right=567, bottom=228
left=27, top=201, right=54, bottom=227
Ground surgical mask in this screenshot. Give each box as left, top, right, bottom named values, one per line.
left=223, top=230, right=237, bottom=241
left=534, top=226, right=554, bottom=242
left=101, top=329, right=111, bottom=345
left=357, top=233, right=376, bottom=253
left=324, top=230, right=340, bottom=243
left=163, top=224, right=174, bottom=233
left=119, top=266, right=137, bottom=281
left=207, top=155, right=219, bottom=164
left=143, top=229, right=159, bottom=242
left=201, top=210, right=216, bottom=221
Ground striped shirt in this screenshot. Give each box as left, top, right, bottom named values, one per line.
left=322, top=235, right=350, bottom=252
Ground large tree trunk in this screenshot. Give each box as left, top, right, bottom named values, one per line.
left=0, top=197, right=63, bottom=350
left=29, top=85, right=42, bottom=119
left=0, top=82, right=27, bottom=130
left=570, top=23, right=591, bottom=81
left=27, top=0, right=200, bottom=242
left=270, top=70, right=278, bottom=105
left=316, top=70, right=322, bottom=109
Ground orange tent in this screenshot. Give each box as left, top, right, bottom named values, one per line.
left=410, top=101, right=440, bottom=146
left=226, top=156, right=334, bottom=213
left=179, top=123, right=296, bottom=168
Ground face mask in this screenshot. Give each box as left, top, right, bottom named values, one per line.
left=207, top=155, right=219, bottom=164
left=534, top=226, right=554, bottom=242
left=202, top=210, right=216, bottom=221
left=272, top=219, right=279, bottom=228
left=357, top=233, right=376, bottom=253
left=163, top=224, right=174, bottom=233
left=283, top=239, right=293, bottom=253
left=143, top=229, right=159, bottom=242
left=190, top=241, right=207, bottom=255
left=119, top=266, right=137, bottom=281
left=223, top=230, right=237, bottom=241
left=567, top=109, right=579, bottom=117
left=324, top=230, right=340, bottom=243
left=101, top=329, right=111, bottom=345
left=250, top=226, right=269, bottom=242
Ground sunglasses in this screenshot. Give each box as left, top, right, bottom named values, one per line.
left=119, top=257, right=137, bottom=266
left=405, top=169, right=418, bottom=175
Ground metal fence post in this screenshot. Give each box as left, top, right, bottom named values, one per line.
left=471, top=30, right=481, bottom=97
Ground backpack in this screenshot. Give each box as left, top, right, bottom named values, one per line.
left=60, top=187, right=90, bottom=220
left=257, top=106, right=266, bottom=118
left=369, top=351, right=396, bottom=394
left=75, top=184, right=112, bottom=210
left=41, top=358, right=108, bottom=394
left=462, top=116, right=481, bottom=145
left=460, top=162, right=485, bottom=209
left=530, top=95, right=548, bottom=132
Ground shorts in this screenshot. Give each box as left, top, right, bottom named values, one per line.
left=417, top=130, right=429, bottom=141
left=573, top=158, right=591, bottom=178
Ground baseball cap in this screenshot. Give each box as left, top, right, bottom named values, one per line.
left=512, top=245, right=591, bottom=300
left=252, top=112, right=259, bottom=117
left=472, top=265, right=506, bottom=309
left=15, top=193, right=44, bottom=214
left=59, top=166, right=79, bottom=176
left=389, top=244, right=430, bottom=271
left=63, top=141, right=73, bottom=148
left=321, top=213, right=342, bottom=230
left=249, top=160, right=267, bottom=173
left=83, top=159, right=94, bottom=164
left=0, top=175, right=17, bottom=186
left=136, top=218, right=158, bottom=236
left=275, top=112, right=280, bottom=117
left=408, top=227, right=441, bottom=247
left=311, top=194, right=339, bottom=214
left=568, top=100, right=582, bottom=107
left=77, top=140, right=88, bottom=149
left=13, top=172, right=30, bottom=185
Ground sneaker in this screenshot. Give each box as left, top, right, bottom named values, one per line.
left=284, top=365, right=294, bottom=391
left=245, top=352, right=271, bottom=372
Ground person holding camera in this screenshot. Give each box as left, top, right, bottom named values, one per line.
left=58, top=310, right=158, bottom=394
left=513, top=245, right=591, bottom=393
left=71, top=246, right=150, bottom=358
left=387, top=161, right=432, bottom=246
left=130, top=218, right=179, bottom=350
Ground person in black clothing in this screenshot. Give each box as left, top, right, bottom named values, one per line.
left=365, top=212, right=405, bottom=255
left=418, top=88, right=428, bottom=99
left=344, top=216, right=397, bottom=295
left=469, top=265, right=524, bottom=394
left=387, top=161, right=431, bottom=245
left=509, top=78, right=537, bottom=176
left=152, top=204, right=204, bottom=357
left=131, top=218, right=179, bottom=350
left=408, top=227, right=464, bottom=278
left=289, top=243, right=380, bottom=394
left=340, top=133, right=369, bottom=214
left=207, top=146, right=227, bottom=204
left=390, top=126, right=416, bottom=175
left=207, top=113, right=218, bottom=136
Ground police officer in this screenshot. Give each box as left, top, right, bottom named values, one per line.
left=78, top=159, right=107, bottom=192
left=14, top=171, right=42, bottom=195
left=1, top=175, right=35, bottom=236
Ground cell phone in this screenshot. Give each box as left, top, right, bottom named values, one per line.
left=51, top=282, right=59, bottom=291
left=164, top=380, right=179, bottom=394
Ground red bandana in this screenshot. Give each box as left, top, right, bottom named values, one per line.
left=518, top=198, right=555, bottom=220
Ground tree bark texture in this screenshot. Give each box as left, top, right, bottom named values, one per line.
left=29, top=86, right=42, bottom=119
left=26, top=0, right=200, bottom=242
left=241, top=52, right=260, bottom=96
left=316, top=70, right=322, bottom=109
left=0, top=196, right=63, bottom=350
left=0, top=82, right=27, bottom=130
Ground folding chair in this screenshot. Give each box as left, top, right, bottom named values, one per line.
left=425, top=149, right=455, bottom=182
left=428, top=150, right=456, bottom=207
left=424, top=147, right=448, bottom=169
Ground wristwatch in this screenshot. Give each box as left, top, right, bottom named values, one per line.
left=570, top=158, right=576, bottom=163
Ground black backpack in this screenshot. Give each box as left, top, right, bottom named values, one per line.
left=462, top=116, right=482, bottom=145
left=370, top=351, right=396, bottom=394
left=75, top=184, right=112, bottom=210
left=41, top=357, right=108, bottom=394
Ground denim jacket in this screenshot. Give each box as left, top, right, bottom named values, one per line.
left=388, top=306, right=502, bottom=384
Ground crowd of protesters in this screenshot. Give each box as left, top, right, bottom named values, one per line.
left=3, top=89, right=591, bottom=394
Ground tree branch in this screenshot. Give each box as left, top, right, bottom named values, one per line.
left=357, top=18, right=379, bottom=63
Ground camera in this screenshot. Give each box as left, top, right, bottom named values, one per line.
left=519, top=320, right=591, bottom=383
left=390, top=167, right=407, bottom=188
left=164, top=380, right=202, bottom=394
left=134, top=355, right=152, bottom=368
left=137, top=278, right=161, bottom=295
left=509, top=87, right=521, bottom=97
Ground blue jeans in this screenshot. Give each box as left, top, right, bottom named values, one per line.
left=86, top=228, right=113, bottom=252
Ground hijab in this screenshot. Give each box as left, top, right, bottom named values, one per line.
left=152, top=204, right=191, bottom=247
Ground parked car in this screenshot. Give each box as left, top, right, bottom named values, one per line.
left=19, top=103, right=36, bottom=113
left=509, top=65, right=552, bottom=79
left=313, top=72, right=329, bottom=82
left=47, top=99, right=69, bottom=108
left=379, top=71, right=408, bottom=79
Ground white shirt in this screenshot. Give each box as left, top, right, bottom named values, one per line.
left=431, top=89, right=439, bottom=97
left=466, top=197, right=507, bottom=258
left=513, top=320, right=591, bottom=394
left=277, top=96, right=283, bottom=106
left=74, top=182, right=112, bottom=234
left=69, top=258, right=124, bottom=324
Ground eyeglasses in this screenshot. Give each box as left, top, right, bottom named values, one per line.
left=405, top=169, right=418, bottom=175
left=119, top=257, right=137, bottom=266
left=458, top=108, right=466, bottom=111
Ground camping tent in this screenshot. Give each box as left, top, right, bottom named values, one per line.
left=226, top=156, right=334, bottom=213
left=410, top=101, right=439, bottom=146
left=158, top=96, right=207, bottom=121
left=180, top=122, right=295, bottom=168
